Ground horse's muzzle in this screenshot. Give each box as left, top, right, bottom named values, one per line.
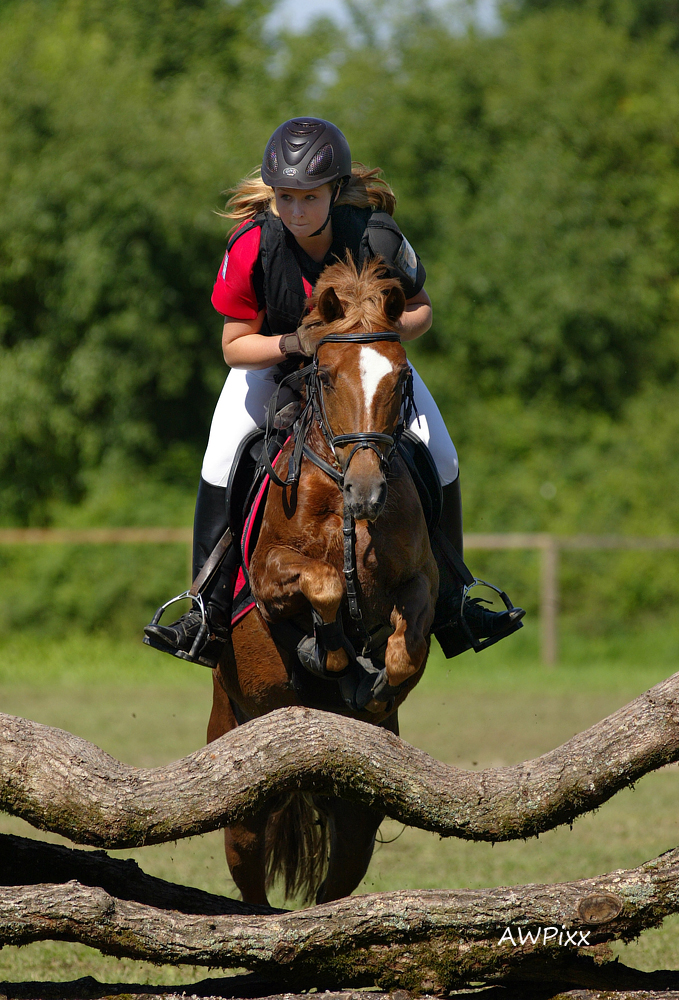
left=344, top=478, right=388, bottom=522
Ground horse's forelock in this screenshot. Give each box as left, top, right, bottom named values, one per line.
left=305, top=256, right=403, bottom=347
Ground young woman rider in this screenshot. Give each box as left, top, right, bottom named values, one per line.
left=144, top=118, right=524, bottom=668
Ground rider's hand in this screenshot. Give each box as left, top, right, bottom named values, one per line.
left=278, top=325, right=316, bottom=358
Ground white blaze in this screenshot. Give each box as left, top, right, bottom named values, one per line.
left=359, top=345, right=394, bottom=412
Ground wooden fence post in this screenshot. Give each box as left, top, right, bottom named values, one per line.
left=540, top=535, right=559, bottom=667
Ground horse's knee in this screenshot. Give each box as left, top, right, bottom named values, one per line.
left=299, top=562, right=344, bottom=621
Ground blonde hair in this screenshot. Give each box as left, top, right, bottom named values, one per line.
left=220, top=163, right=396, bottom=234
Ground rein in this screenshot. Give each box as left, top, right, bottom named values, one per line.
left=261, top=330, right=416, bottom=639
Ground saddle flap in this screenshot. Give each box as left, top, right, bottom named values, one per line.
left=226, top=426, right=289, bottom=539
left=397, top=430, right=443, bottom=536
left=230, top=435, right=288, bottom=629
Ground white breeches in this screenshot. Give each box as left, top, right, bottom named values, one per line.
left=201, top=364, right=459, bottom=488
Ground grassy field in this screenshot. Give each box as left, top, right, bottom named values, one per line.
left=0, top=626, right=678, bottom=988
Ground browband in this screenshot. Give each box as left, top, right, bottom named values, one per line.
left=315, top=331, right=401, bottom=347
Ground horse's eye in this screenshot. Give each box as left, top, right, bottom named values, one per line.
left=318, top=369, right=331, bottom=386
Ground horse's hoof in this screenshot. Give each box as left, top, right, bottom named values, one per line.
left=338, top=657, right=391, bottom=712
left=296, top=636, right=351, bottom=680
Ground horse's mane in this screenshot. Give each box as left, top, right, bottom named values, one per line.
left=303, top=255, right=404, bottom=349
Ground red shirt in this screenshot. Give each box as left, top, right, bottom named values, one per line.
left=211, top=221, right=313, bottom=319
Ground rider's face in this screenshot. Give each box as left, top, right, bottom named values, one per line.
left=274, top=184, right=333, bottom=239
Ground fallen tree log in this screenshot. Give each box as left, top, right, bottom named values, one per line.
left=3, top=987, right=679, bottom=1000
left=1, top=672, right=679, bottom=847
left=0, top=833, right=279, bottom=916
left=3, top=847, right=679, bottom=992
left=0, top=972, right=280, bottom=1000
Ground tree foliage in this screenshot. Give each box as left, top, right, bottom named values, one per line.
left=0, top=0, right=286, bottom=521
left=319, top=9, right=679, bottom=415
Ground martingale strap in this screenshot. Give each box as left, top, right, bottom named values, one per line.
left=343, top=505, right=364, bottom=625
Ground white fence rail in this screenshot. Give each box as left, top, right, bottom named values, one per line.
left=2, top=529, right=679, bottom=665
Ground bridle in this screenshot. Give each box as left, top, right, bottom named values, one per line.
left=307, top=331, right=415, bottom=485
left=264, top=331, right=415, bottom=489
left=262, top=330, right=417, bottom=637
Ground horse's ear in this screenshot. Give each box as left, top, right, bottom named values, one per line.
left=384, top=286, right=406, bottom=325
left=318, top=287, right=345, bottom=323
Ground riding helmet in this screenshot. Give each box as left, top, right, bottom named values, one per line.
left=261, top=118, right=352, bottom=189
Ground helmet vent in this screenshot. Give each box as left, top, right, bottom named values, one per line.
left=266, top=141, right=278, bottom=174
left=289, top=121, right=322, bottom=135
left=306, top=143, right=334, bottom=177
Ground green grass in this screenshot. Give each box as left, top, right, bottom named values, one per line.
left=0, top=629, right=678, bottom=987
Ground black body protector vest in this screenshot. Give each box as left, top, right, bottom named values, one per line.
left=226, top=204, right=426, bottom=338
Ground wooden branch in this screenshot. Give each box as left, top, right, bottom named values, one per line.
left=2, top=671, right=679, bottom=848
left=4, top=847, right=679, bottom=992
left=0, top=833, right=279, bottom=916
left=543, top=994, right=679, bottom=999
left=11, top=840, right=679, bottom=999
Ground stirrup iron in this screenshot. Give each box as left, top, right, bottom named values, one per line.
left=460, top=578, right=524, bottom=653
left=142, top=592, right=211, bottom=664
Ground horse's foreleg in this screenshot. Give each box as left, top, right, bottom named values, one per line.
left=252, top=545, right=349, bottom=673
left=385, top=571, right=436, bottom=687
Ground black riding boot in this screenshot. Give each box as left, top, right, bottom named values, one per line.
left=143, top=477, right=237, bottom=668
left=432, top=478, right=525, bottom=658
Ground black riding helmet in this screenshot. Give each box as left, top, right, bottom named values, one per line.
left=262, top=118, right=352, bottom=237
left=261, top=118, right=352, bottom=189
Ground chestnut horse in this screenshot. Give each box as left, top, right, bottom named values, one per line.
left=207, top=257, right=438, bottom=906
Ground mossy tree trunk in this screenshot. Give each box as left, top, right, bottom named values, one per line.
left=3, top=836, right=679, bottom=992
